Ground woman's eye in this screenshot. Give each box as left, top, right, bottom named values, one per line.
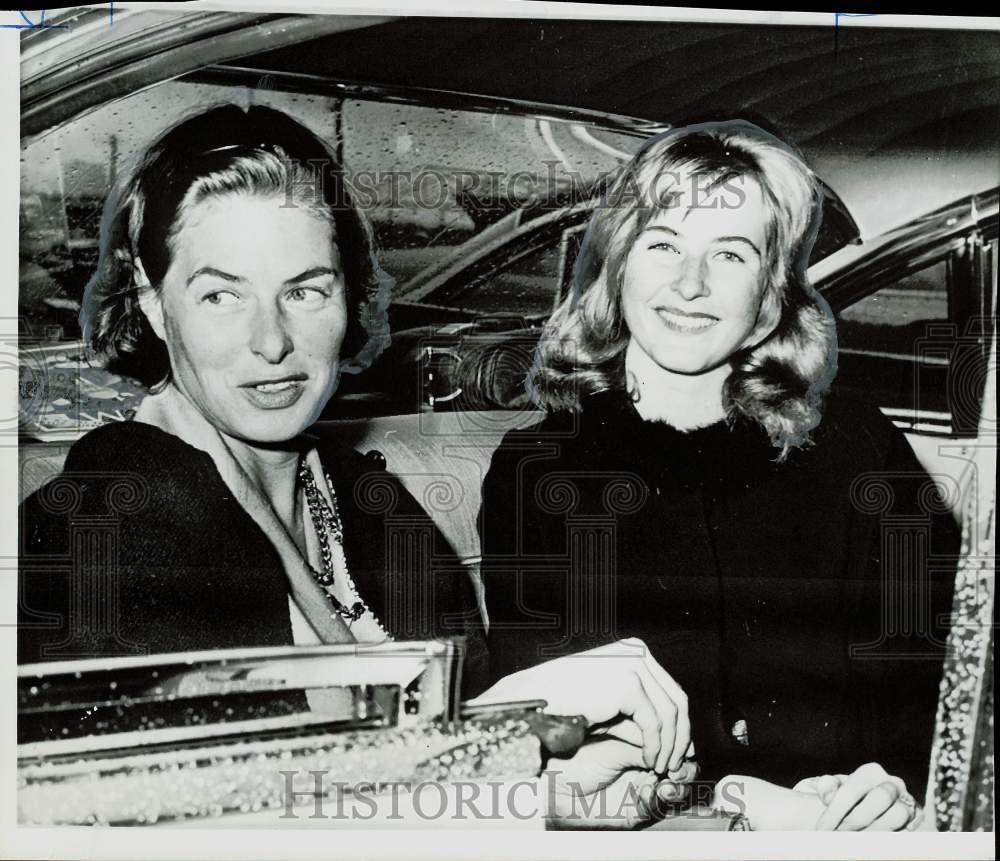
left=286, top=285, right=328, bottom=303
left=649, top=242, right=681, bottom=254
left=716, top=250, right=746, bottom=264
left=202, top=290, right=239, bottom=306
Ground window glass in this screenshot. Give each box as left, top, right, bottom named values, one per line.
left=834, top=258, right=952, bottom=427
left=837, top=259, right=949, bottom=358
left=431, top=242, right=563, bottom=317
left=341, top=98, right=640, bottom=293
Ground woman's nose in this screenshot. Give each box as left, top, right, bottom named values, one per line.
left=248, top=303, right=294, bottom=363
left=672, top=255, right=711, bottom=301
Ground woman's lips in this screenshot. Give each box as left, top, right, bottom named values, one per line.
left=655, top=307, right=719, bottom=333
left=239, top=379, right=306, bottom=409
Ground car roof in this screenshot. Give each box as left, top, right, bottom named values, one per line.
left=22, top=10, right=998, bottom=248
left=240, top=16, right=999, bottom=240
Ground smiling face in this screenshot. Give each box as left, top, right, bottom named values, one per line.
left=140, top=193, right=347, bottom=445
left=620, top=176, right=774, bottom=378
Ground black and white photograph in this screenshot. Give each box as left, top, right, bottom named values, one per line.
left=1, top=2, right=996, bottom=857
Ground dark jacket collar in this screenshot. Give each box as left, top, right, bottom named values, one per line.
left=576, top=387, right=780, bottom=493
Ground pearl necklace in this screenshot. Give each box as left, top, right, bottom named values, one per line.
left=298, top=459, right=391, bottom=639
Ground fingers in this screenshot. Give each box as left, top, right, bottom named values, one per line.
left=793, top=773, right=842, bottom=797
left=479, top=639, right=691, bottom=777
left=595, top=665, right=679, bottom=773
left=868, top=785, right=918, bottom=832
left=814, top=763, right=890, bottom=831
left=666, top=758, right=699, bottom=784
left=591, top=719, right=698, bottom=784
left=837, top=780, right=900, bottom=831
left=619, top=672, right=666, bottom=770
left=635, top=670, right=681, bottom=774
left=656, top=778, right=689, bottom=803
left=591, top=716, right=644, bottom=747
left=632, top=644, right=691, bottom=772
left=866, top=799, right=913, bottom=831
left=665, top=689, right=691, bottom=773
left=815, top=774, right=846, bottom=804
left=626, top=771, right=666, bottom=829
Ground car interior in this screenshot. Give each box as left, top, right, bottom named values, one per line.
left=13, top=9, right=998, bottom=830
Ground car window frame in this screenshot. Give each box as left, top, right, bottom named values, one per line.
left=818, top=188, right=998, bottom=435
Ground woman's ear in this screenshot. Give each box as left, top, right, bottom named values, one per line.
left=133, top=257, right=166, bottom=342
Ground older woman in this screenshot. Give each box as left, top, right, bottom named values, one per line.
left=480, top=121, right=960, bottom=829
left=18, top=105, right=694, bottom=826
left=18, top=104, right=489, bottom=688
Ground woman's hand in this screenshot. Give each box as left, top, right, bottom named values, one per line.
left=798, top=763, right=920, bottom=831
left=714, top=775, right=827, bottom=830
left=470, top=638, right=691, bottom=773
left=545, top=733, right=689, bottom=829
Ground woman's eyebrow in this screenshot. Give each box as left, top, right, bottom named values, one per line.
left=186, top=266, right=339, bottom=287
left=186, top=266, right=243, bottom=286
left=286, top=266, right=338, bottom=284
left=715, top=236, right=761, bottom=256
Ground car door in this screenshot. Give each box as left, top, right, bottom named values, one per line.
left=818, top=188, right=998, bottom=517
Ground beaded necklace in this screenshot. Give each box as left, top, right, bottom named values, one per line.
left=298, top=459, right=391, bottom=639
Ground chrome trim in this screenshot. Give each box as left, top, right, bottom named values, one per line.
left=838, top=347, right=950, bottom=366
left=18, top=640, right=464, bottom=751
left=892, top=421, right=955, bottom=436
left=881, top=407, right=952, bottom=420
left=17, top=711, right=356, bottom=761
left=817, top=188, right=999, bottom=311
left=184, top=64, right=674, bottom=139
left=20, top=13, right=395, bottom=140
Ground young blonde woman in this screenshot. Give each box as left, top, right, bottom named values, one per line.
left=480, top=121, right=959, bottom=830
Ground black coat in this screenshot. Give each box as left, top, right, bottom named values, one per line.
left=19, top=421, right=489, bottom=698
left=480, top=391, right=959, bottom=795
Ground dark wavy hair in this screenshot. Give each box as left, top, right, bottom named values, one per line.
left=81, top=104, right=391, bottom=389
left=529, top=120, right=837, bottom=458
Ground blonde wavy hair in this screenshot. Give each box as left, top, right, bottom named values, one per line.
left=528, top=120, right=837, bottom=459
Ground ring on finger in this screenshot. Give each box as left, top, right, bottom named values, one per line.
left=897, top=792, right=923, bottom=831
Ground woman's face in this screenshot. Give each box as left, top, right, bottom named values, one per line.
left=143, top=192, right=348, bottom=444
left=619, top=177, right=772, bottom=377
